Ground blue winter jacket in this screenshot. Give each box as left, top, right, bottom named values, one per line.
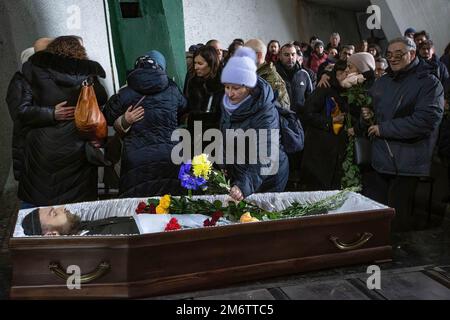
left=369, top=58, right=444, bottom=176
left=103, top=66, right=187, bottom=197
left=221, top=78, right=289, bottom=198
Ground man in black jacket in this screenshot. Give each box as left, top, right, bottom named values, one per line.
left=418, top=40, right=450, bottom=87
left=364, top=37, right=444, bottom=231
left=275, top=43, right=313, bottom=116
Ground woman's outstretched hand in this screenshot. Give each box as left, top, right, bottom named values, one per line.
left=230, top=185, right=244, bottom=202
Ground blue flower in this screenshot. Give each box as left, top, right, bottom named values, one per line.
left=179, top=162, right=207, bottom=190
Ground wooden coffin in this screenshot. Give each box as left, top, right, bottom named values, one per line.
left=9, top=192, right=394, bottom=299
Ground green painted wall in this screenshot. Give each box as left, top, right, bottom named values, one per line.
left=108, top=0, right=187, bottom=88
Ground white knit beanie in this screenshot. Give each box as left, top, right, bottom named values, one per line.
left=348, top=52, right=376, bottom=73
left=221, top=47, right=257, bottom=88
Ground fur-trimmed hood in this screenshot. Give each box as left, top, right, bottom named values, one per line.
left=29, top=51, right=106, bottom=79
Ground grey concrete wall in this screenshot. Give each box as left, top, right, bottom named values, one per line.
left=183, top=0, right=300, bottom=49
left=297, top=0, right=362, bottom=47
left=372, top=0, right=450, bottom=55
left=0, top=0, right=119, bottom=194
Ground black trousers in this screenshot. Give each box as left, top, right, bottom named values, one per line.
left=363, top=170, right=418, bottom=232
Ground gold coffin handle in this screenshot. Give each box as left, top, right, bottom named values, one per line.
left=49, top=261, right=111, bottom=284
left=330, top=232, right=373, bottom=251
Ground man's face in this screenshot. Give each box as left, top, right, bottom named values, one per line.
left=39, top=207, right=69, bottom=235
left=269, top=42, right=279, bottom=55
left=340, top=48, right=353, bottom=61
left=386, top=42, right=416, bottom=72
left=211, top=42, right=223, bottom=61
left=414, top=35, right=427, bottom=47
left=330, top=36, right=340, bottom=48
left=280, top=47, right=297, bottom=69
left=419, top=44, right=435, bottom=60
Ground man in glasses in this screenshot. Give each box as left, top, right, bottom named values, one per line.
left=363, top=37, right=444, bottom=231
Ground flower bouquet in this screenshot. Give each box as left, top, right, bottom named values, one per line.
left=340, top=73, right=373, bottom=189
left=135, top=153, right=360, bottom=230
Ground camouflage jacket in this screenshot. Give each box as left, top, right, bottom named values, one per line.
left=257, top=62, right=291, bottom=110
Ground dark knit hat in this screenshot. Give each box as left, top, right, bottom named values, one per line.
left=22, top=209, right=42, bottom=236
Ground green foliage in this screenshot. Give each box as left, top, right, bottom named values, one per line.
left=164, top=189, right=358, bottom=223
left=341, top=83, right=372, bottom=108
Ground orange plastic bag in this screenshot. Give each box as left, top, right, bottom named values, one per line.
left=75, top=81, right=107, bottom=141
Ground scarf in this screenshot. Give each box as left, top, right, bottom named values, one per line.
left=223, top=94, right=252, bottom=115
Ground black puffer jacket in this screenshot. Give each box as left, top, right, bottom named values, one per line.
left=18, top=51, right=107, bottom=206
left=6, top=70, right=53, bottom=181
left=103, top=66, right=187, bottom=198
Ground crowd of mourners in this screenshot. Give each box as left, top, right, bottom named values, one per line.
left=7, top=27, right=450, bottom=232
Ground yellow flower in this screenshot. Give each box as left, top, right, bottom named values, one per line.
left=240, top=212, right=259, bottom=223
left=159, top=195, right=171, bottom=210
left=156, top=205, right=168, bottom=214
left=192, top=154, right=212, bottom=179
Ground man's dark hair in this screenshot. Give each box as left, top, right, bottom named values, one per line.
left=341, top=45, right=354, bottom=52
left=280, top=43, right=296, bottom=52
left=414, top=30, right=430, bottom=40
left=206, top=39, right=219, bottom=46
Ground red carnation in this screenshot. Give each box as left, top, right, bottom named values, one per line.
left=211, top=211, right=224, bottom=223
left=165, top=218, right=181, bottom=231
left=204, top=211, right=223, bottom=227
left=136, top=202, right=147, bottom=214
left=203, top=218, right=213, bottom=227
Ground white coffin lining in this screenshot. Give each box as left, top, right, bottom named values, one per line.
left=13, top=191, right=387, bottom=238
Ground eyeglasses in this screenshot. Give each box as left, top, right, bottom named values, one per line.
left=386, top=51, right=408, bottom=60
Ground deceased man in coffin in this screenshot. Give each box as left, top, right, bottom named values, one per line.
left=21, top=207, right=140, bottom=236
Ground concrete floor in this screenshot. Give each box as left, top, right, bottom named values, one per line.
left=1, top=160, right=450, bottom=300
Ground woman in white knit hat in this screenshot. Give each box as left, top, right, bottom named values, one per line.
left=347, top=52, right=376, bottom=86
left=220, top=47, right=289, bottom=201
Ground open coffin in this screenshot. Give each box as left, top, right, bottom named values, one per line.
left=9, top=191, right=394, bottom=299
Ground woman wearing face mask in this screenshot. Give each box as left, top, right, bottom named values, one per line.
left=301, top=60, right=349, bottom=190
left=221, top=47, right=289, bottom=201
left=184, top=46, right=224, bottom=144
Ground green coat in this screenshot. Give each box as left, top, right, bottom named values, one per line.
left=257, top=62, right=291, bottom=110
